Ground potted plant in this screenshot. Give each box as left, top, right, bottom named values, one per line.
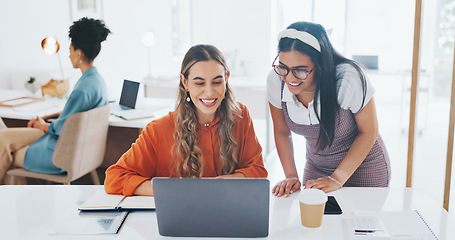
left=25, top=76, right=40, bottom=93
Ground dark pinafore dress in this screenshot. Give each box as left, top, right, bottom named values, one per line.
left=281, top=82, right=391, bottom=187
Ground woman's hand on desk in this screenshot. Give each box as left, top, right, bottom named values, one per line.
left=304, top=176, right=342, bottom=193
left=272, top=177, right=301, bottom=197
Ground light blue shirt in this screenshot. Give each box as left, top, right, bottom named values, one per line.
left=24, top=67, right=107, bottom=174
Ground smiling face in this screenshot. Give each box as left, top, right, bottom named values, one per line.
left=278, top=50, right=317, bottom=96
left=181, top=59, right=229, bottom=124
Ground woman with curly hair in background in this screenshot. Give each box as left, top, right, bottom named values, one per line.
left=0, top=17, right=110, bottom=184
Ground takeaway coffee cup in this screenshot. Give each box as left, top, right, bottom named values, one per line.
left=298, top=189, right=328, bottom=228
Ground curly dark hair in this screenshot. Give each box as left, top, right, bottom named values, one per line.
left=69, top=17, right=111, bottom=61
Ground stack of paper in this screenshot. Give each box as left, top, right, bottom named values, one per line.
left=344, top=210, right=438, bottom=239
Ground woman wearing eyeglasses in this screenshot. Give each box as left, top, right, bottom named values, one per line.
left=269, top=21, right=390, bottom=196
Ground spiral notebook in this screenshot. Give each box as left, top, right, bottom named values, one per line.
left=345, top=210, right=438, bottom=239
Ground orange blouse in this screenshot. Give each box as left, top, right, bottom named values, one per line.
left=104, top=103, right=267, bottom=196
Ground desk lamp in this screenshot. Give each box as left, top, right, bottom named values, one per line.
left=41, top=37, right=65, bottom=80
left=142, top=31, right=156, bottom=81
left=40, top=37, right=69, bottom=97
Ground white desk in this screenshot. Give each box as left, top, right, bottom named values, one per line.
left=0, top=89, right=67, bottom=121
left=1, top=185, right=454, bottom=239
left=0, top=89, right=174, bottom=168
left=107, top=98, right=175, bottom=129
left=0, top=89, right=173, bottom=129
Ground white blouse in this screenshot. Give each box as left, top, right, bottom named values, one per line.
left=267, top=63, right=375, bottom=125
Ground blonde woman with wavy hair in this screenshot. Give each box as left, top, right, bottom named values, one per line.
left=105, top=44, right=267, bottom=196
left=175, top=44, right=240, bottom=177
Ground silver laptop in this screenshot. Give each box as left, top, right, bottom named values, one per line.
left=152, top=178, right=270, bottom=238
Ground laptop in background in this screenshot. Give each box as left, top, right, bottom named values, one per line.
left=116, top=79, right=140, bottom=111
left=152, top=178, right=270, bottom=238
left=352, top=55, right=379, bottom=70
left=111, top=79, right=153, bottom=120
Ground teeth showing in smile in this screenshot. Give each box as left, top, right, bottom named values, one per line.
left=201, top=99, right=215, bottom=104
left=289, top=82, right=302, bottom=87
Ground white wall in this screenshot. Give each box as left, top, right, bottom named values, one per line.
left=101, top=0, right=178, bottom=98
left=0, top=0, right=75, bottom=89
left=346, top=0, right=415, bottom=71
left=0, top=0, right=274, bottom=100
left=192, top=0, right=272, bottom=79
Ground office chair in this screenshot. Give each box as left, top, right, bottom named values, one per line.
left=7, top=104, right=110, bottom=185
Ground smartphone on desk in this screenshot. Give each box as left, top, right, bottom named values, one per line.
left=324, top=196, right=342, bottom=214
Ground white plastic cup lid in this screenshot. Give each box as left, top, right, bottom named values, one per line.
left=298, top=188, right=328, bottom=205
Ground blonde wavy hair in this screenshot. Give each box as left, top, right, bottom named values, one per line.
left=173, top=44, right=241, bottom=177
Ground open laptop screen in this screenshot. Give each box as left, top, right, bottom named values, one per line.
left=119, top=79, right=140, bottom=109
left=153, top=178, right=270, bottom=238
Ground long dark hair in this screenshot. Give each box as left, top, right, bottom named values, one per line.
left=278, top=21, right=367, bottom=150
left=69, top=17, right=111, bottom=61
left=173, top=44, right=241, bottom=177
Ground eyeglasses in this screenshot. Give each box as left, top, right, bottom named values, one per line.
left=272, top=55, right=315, bottom=80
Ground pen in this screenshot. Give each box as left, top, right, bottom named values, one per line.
left=355, top=230, right=376, bottom=233
left=354, top=229, right=385, bottom=236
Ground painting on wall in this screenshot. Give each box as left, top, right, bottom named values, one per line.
left=71, top=0, right=103, bottom=21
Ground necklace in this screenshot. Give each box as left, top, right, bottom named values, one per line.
left=204, top=123, right=209, bottom=127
